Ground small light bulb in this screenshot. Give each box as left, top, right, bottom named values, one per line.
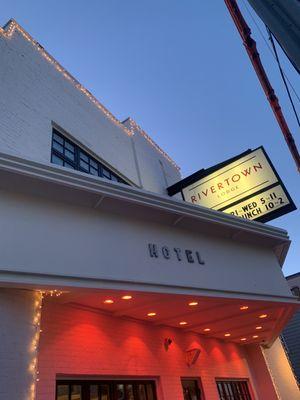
left=147, top=312, right=156, bottom=317
left=103, top=299, right=114, bottom=304
left=121, top=295, right=132, bottom=300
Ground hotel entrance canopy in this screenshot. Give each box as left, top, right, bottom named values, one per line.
left=46, top=288, right=298, bottom=347
left=0, top=152, right=298, bottom=347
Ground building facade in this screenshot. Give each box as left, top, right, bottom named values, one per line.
left=0, top=19, right=299, bottom=400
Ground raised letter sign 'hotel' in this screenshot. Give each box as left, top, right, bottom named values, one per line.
left=0, top=20, right=299, bottom=400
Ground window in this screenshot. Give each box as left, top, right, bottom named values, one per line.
left=56, top=380, right=156, bottom=400
left=181, top=379, right=203, bottom=400
left=51, top=129, right=127, bottom=184
left=291, top=286, right=300, bottom=298
left=216, top=380, right=252, bottom=400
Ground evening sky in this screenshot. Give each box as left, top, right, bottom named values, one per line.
left=1, top=0, right=299, bottom=275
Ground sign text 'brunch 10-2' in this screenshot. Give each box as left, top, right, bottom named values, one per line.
left=167, top=147, right=296, bottom=223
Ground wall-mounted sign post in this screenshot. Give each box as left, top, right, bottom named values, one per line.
left=167, top=147, right=296, bottom=223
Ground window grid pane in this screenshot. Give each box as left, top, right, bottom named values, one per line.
left=216, top=381, right=251, bottom=400
left=65, top=141, right=75, bottom=152
left=71, top=385, right=81, bottom=400
left=53, top=133, right=64, bottom=145
left=52, top=154, right=64, bottom=166
left=65, top=149, right=75, bottom=161
left=102, top=167, right=111, bottom=179
left=100, top=384, right=110, bottom=400
left=51, top=129, right=126, bottom=184
left=53, top=141, right=64, bottom=153
left=57, top=385, right=69, bottom=400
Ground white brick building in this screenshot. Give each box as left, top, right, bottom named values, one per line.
left=0, top=19, right=299, bottom=400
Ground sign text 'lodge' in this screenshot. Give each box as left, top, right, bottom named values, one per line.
left=148, top=244, right=205, bottom=265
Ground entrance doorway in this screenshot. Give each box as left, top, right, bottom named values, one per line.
left=56, top=380, right=157, bottom=400
left=181, top=379, right=202, bottom=400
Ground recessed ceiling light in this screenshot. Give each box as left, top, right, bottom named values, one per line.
left=103, top=299, right=114, bottom=304
left=252, top=335, right=259, bottom=339
left=256, top=326, right=262, bottom=330
left=224, top=333, right=231, bottom=337
left=240, top=306, right=249, bottom=310
left=204, top=328, right=211, bottom=332
left=259, top=314, right=267, bottom=319
left=188, top=301, right=198, bottom=306
left=240, top=338, right=247, bottom=341
left=122, top=295, right=132, bottom=300
left=147, top=312, right=156, bottom=317
left=179, top=321, right=188, bottom=326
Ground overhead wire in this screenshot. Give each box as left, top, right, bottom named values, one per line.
left=240, top=0, right=300, bottom=105
left=266, top=27, right=300, bottom=128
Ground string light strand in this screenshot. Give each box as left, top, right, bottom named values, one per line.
left=0, top=19, right=180, bottom=171
left=29, top=291, right=43, bottom=400
left=128, top=118, right=180, bottom=170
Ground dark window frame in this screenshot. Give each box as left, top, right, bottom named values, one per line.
left=51, top=128, right=127, bottom=185
left=291, top=286, right=300, bottom=297
left=56, top=379, right=157, bottom=400
left=181, top=377, right=204, bottom=400
left=216, top=379, right=252, bottom=400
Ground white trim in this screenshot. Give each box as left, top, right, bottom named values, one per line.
left=0, top=151, right=290, bottom=260
left=0, top=269, right=298, bottom=304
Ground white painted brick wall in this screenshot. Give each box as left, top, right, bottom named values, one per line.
left=124, top=118, right=181, bottom=193
left=0, top=289, right=38, bottom=400
left=0, top=26, right=180, bottom=193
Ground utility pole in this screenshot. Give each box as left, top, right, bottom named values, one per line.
left=224, top=0, right=300, bottom=172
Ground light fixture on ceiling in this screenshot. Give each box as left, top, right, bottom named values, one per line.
left=122, top=295, right=132, bottom=300
left=103, top=299, right=114, bottom=304
left=147, top=312, right=156, bottom=317
left=259, top=314, right=267, bottom=319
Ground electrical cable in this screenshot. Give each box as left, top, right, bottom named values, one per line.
left=266, top=27, right=300, bottom=129
left=240, top=0, right=300, bottom=104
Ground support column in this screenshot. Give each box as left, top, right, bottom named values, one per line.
left=262, top=338, right=300, bottom=400
left=0, top=288, right=42, bottom=400
left=245, top=344, right=278, bottom=400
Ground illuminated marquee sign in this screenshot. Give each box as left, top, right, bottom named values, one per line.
left=167, top=147, right=296, bottom=223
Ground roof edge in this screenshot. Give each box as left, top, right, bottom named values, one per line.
left=286, top=272, right=300, bottom=280
left=123, top=117, right=180, bottom=170
left=0, top=19, right=179, bottom=170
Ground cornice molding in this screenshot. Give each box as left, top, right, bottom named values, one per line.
left=0, top=152, right=290, bottom=266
